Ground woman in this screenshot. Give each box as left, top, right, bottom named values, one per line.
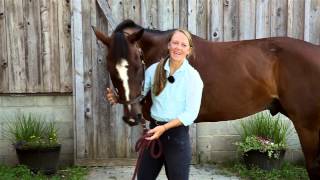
left=107, top=29, right=203, bottom=180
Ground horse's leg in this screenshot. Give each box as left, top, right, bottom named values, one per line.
left=293, top=123, right=320, bottom=180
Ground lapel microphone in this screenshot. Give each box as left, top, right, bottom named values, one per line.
left=167, top=76, right=175, bottom=83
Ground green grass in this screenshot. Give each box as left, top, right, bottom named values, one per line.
left=217, top=161, right=309, bottom=180
left=0, top=165, right=88, bottom=180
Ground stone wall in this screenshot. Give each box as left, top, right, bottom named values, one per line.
left=0, top=96, right=304, bottom=166
left=0, top=95, right=73, bottom=167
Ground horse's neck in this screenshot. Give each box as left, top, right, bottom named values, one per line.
left=140, top=30, right=174, bottom=67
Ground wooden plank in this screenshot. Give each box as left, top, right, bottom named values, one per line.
left=123, top=0, right=140, bottom=23
left=308, top=0, right=320, bottom=44
left=179, top=0, right=188, bottom=29
left=82, top=0, right=94, bottom=160
left=71, top=0, right=86, bottom=161
left=40, top=0, right=50, bottom=92
left=304, top=0, right=310, bottom=42
left=6, top=0, right=27, bottom=93
left=223, top=0, right=239, bottom=41
left=107, top=0, right=123, bottom=34
left=270, top=0, right=287, bottom=37
left=173, top=0, right=180, bottom=28
left=188, top=0, right=197, bottom=34
left=95, top=1, right=113, bottom=158
left=0, top=0, right=8, bottom=93
left=239, top=0, right=256, bottom=40
left=58, top=0, right=72, bottom=92
left=49, top=0, right=60, bottom=92
left=287, top=0, right=305, bottom=39
left=40, top=0, right=60, bottom=92
left=90, top=0, right=98, bottom=161
left=196, top=0, right=208, bottom=39
left=158, top=0, right=174, bottom=30
left=96, top=0, right=117, bottom=30
left=141, top=0, right=158, bottom=29
left=256, top=0, right=271, bottom=38
left=209, top=0, right=223, bottom=41
left=24, top=0, right=41, bottom=93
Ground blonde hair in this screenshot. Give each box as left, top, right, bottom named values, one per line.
left=153, top=29, right=193, bottom=96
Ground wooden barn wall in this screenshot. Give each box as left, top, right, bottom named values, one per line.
left=1, top=0, right=319, bottom=94
left=0, top=0, right=72, bottom=93
left=1, top=0, right=319, bottom=164
left=72, top=0, right=320, bottom=165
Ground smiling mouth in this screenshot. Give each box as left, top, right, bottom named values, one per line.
left=173, top=51, right=182, bottom=55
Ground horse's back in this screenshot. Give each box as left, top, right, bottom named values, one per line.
left=192, top=36, right=320, bottom=122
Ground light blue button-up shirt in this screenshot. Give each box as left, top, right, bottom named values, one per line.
left=142, top=59, right=203, bottom=126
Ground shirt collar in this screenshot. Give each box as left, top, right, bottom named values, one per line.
left=164, top=58, right=189, bottom=74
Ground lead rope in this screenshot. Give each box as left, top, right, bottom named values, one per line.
left=131, top=121, right=163, bottom=180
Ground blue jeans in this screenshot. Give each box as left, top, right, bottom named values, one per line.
left=137, top=123, right=191, bottom=180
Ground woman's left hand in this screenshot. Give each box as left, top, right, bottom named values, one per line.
left=145, top=125, right=166, bottom=140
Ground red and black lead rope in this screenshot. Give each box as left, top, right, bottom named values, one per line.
left=131, top=131, right=163, bottom=180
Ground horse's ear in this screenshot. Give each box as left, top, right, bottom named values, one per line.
left=92, top=26, right=110, bottom=47
left=128, top=29, right=144, bottom=43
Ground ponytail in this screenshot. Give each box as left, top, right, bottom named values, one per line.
left=153, top=56, right=169, bottom=96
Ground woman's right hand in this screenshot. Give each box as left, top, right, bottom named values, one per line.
left=106, top=88, right=118, bottom=105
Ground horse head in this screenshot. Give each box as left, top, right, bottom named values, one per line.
left=93, top=26, right=145, bottom=126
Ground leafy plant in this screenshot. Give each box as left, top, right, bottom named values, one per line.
left=5, top=113, right=59, bottom=149
left=235, top=112, right=292, bottom=159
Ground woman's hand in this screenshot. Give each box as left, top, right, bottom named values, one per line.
left=145, top=125, right=167, bottom=140
left=105, top=88, right=118, bottom=105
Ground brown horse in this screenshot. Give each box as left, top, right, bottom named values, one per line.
left=93, top=20, right=320, bottom=179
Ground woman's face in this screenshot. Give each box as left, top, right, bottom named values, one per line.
left=168, top=31, right=191, bottom=63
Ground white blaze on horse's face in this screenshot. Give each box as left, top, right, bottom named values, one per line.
left=116, top=58, right=131, bottom=111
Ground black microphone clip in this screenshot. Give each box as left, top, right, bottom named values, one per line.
left=167, top=76, right=175, bottom=83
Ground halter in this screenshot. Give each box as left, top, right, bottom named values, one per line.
left=112, top=34, right=146, bottom=106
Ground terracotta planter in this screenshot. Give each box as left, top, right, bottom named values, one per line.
left=15, top=144, right=61, bottom=174
left=243, top=149, right=285, bottom=171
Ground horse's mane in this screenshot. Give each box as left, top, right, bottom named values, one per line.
left=114, top=19, right=142, bottom=32
left=115, top=19, right=172, bottom=34
left=112, top=20, right=173, bottom=62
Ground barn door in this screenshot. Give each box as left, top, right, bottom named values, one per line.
left=72, top=0, right=197, bottom=166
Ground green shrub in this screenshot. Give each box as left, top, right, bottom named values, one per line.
left=5, top=113, right=59, bottom=149
left=235, top=112, right=292, bottom=159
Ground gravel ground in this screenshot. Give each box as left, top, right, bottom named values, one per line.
left=87, top=164, right=240, bottom=180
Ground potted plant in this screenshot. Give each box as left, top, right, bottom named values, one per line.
left=5, top=113, right=61, bottom=174
left=234, top=112, right=292, bottom=171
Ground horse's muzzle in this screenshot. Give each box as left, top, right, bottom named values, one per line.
left=122, top=114, right=142, bottom=126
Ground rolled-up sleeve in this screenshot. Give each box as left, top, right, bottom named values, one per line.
left=177, top=71, right=203, bottom=126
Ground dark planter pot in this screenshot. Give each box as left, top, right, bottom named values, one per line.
left=15, top=144, right=61, bottom=175
left=243, top=149, right=285, bottom=171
